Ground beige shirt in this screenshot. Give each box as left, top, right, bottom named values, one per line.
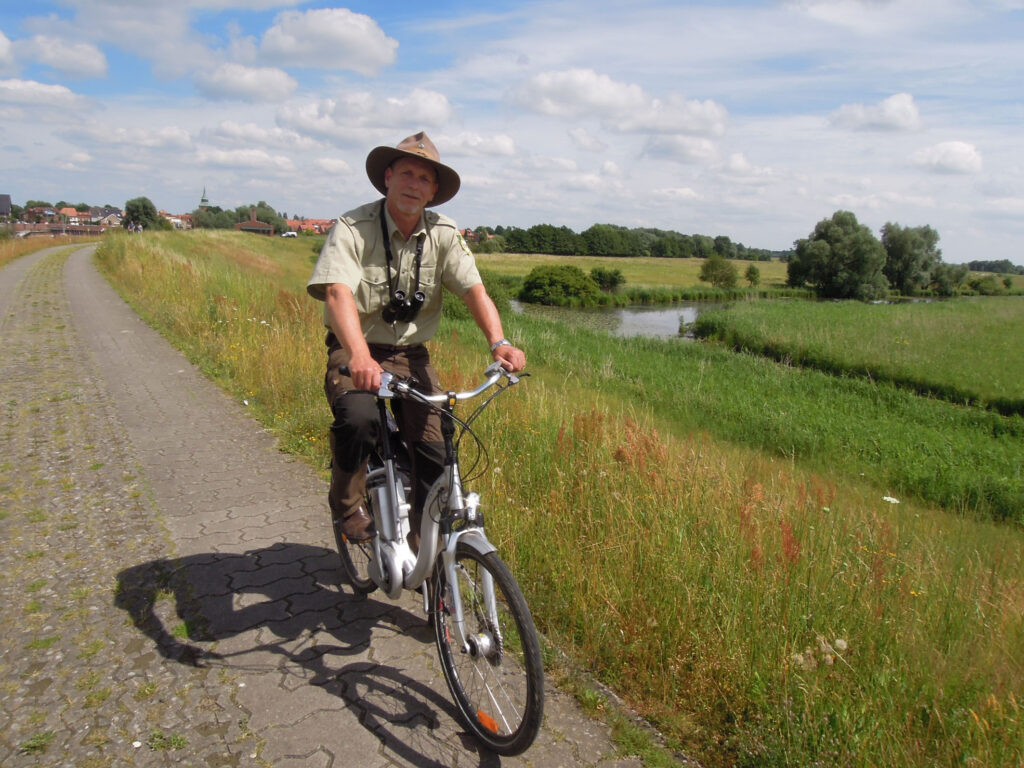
left=307, top=200, right=482, bottom=346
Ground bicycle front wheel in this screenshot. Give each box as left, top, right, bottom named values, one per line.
left=431, top=543, right=544, bottom=755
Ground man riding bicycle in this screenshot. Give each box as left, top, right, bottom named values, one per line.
left=306, top=132, right=525, bottom=544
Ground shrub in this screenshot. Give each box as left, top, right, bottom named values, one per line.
left=518, top=265, right=602, bottom=306
left=699, top=254, right=739, bottom=288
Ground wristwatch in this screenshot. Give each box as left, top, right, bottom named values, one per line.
left=490, top=338, right=512, bottom=353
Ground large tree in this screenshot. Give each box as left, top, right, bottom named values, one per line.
left=788, top=210, right=888, bottom=300
left=124, top=196, right=165, bottom=230
left=699, top=254, right=739, bottom=288
left=881, top=222, right=941, bottom=295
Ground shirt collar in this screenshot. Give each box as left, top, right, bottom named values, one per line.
left=382, top=202, right=427, bottom=242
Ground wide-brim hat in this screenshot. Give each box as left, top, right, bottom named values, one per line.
left=365, top=131, right=461, bottom=207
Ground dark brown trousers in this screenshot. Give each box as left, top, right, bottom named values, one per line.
left=324, top=336, right=445, bottom=525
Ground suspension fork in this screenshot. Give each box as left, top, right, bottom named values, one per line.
left=375, top=398, right=408, bottom=542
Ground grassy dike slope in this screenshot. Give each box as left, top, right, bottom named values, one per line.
left=93, top=230, right=1024, bottom=768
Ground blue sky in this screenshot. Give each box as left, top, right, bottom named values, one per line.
left=2, top=0, right=1022, bottom=264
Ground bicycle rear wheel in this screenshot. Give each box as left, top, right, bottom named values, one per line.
left=431, top=543, right=544, bottom=755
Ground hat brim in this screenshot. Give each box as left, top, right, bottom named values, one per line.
left=365, top=146, right=461, bottom=207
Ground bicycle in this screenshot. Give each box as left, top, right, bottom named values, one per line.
left=331, top=361, right=544, bottom=756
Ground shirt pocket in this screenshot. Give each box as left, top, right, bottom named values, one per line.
left=418, top=263, right=437, bottom=289
left=357, top=264, right=389, bottom=311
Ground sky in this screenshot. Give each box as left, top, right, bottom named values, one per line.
left=1, top=0, right=1022, bottom=265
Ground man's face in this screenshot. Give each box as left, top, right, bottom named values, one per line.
left=384, top=157, right=438, bottom=218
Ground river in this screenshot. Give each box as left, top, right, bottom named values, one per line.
left=509, top=300, right=720, bottom=339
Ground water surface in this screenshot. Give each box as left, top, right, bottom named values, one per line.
left=510, top=301, right=719, bottom=339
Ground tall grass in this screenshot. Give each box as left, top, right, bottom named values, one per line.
left=0, top=234, right=89, bottom=268
left=694, top=298, right=1024, bottom=414
left=94, top=230, right=328, bottom=463
left=94, top=230, right=1024, bottom=767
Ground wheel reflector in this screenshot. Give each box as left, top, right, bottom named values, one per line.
left=477, top=710, right=499, bottom=734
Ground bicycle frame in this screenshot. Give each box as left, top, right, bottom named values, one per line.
left=337, top=362, right=543, bottom=755
left=363, top=364, right=511, bottom=653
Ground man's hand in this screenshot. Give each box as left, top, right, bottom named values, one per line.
left=493, top=342, right=526, bottom=372
left=346, top=351, right=383, bottom=391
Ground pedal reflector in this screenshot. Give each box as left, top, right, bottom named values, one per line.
left=477, top=710, right=499, bottom=734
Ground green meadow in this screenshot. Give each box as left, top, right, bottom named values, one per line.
left=694, top=298, right=1024, bottom=415
left=88, top=230, right=1022, bottom=767
left=476, top=251, right=791, bottom=289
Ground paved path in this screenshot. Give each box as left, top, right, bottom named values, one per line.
left=0, top=244, right=643, bottom=768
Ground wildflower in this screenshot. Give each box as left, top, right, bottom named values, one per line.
left=882, top=496, right=900, bottom=504
left=834, top=638, right=848, bottom=652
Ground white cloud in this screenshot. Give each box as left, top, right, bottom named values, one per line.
left=207, top=120, right=317, bottom=150
left=602, top=161, right=622, bottom=176
left=260, top=8, right=397, bottom=76
left=277, top=89, right=453, bottom=143
left=987, top=197, right=1024, bottom=216
left=16, top=35, right=107, bottom=78
left=642, top=135, right=719, bottom=164
left=830, top=93, right=922, bottom=131
left=612, top=94, right=728, bottom=136
left=568, top=127, right=608, bottom=151
left=56, top=151, right=92, bottom=171
left=441, top=132, right=516, bottom=157
left=0, top=30, right=16, bottom=75
left=911, top=141, right=983, bottom=174
left=719, top=152, right=774, bottom=183
left=653, top=187, right=701, bottom=201
left=194, top=63, right=296, bottom=102
left=318, top=157, right=352, bottom=175
left=23, top=4, right=215, bottom=80
left=513, top=68, right=726, bottom=138
left=195, top=147, right=295, bottom=172
left=80, top=123, right=192, bottom=150
left=513, top=68, right=647, bottom=119
left=0, top=78, right=87, bottom=107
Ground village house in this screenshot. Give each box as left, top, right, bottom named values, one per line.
left=286, top=217, right=334, bottom=234
left=235, top=208, right=274, bottom=236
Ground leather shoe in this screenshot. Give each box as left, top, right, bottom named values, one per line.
left=341, top=507, right=375, bottom=542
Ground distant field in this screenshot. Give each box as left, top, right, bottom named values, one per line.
left=694, top=297, right=1024, bottom=413
left=475, top=251, right=790, bottom=289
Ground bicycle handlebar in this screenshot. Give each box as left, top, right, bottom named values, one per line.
left=339, top=361, right=521, bottom=402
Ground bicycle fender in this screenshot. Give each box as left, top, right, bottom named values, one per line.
left=448, top=528, right=496, bottom=558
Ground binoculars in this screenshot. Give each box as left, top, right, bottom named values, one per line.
left=381, top=289, right=425, bottom=324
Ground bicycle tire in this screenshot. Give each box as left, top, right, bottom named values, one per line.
left=331, top=507, right=377, bottom=595
left=431, top=543, right=544, bottom=755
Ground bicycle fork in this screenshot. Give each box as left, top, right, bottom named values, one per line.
left=437, top=494, right=503, bottom=656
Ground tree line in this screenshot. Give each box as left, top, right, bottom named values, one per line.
left=190, top=200, right=289, bottom=233
left=470, top=223, right=788, bottom=261
left=785, top=210, right=1014, bottom=299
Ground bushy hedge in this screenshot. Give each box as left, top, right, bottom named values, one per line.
left=518, top=265, right=602, bottom=306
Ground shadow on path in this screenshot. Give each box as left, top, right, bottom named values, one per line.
left=115, top=542, right=500, bottom=767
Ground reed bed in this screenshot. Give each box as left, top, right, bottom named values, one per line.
left=94, top=230, right=1024, bottom=767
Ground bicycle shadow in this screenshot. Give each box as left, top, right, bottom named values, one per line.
left=114, top=541, right=501, bottom=767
